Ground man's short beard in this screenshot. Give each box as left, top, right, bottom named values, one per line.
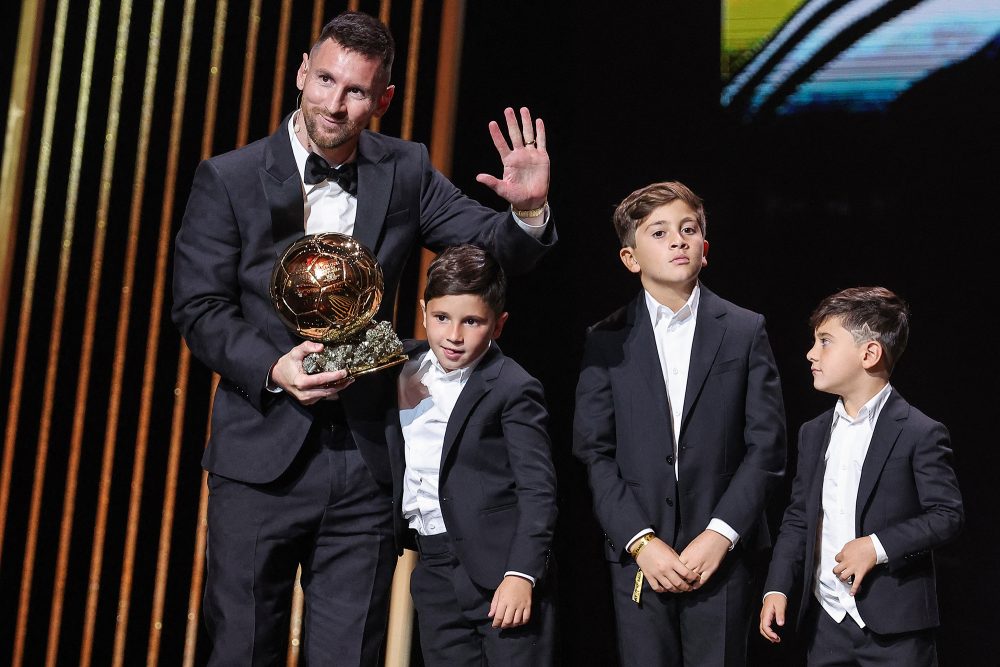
left=302, top=105, right=359, bottom=150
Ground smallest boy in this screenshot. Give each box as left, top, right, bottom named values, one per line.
left=392, top=244, right=557, bottom=666
left=760, top=287, right=964, bottom=665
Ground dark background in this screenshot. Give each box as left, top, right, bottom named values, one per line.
left=447, top=2, right=998, bottom=665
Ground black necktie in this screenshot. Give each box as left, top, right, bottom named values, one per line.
left=304, top=152, right=358, bottom=196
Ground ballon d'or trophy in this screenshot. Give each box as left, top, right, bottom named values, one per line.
left=270, top=232, right=408, bottom=377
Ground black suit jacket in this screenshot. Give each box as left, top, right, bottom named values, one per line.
left=573, top=286, right=786, bottom=560
left=764, top=390, right=964, bottom=635
left=389, top=341, right=558, bottom=589
left=172, top=117, right=556, bottom=486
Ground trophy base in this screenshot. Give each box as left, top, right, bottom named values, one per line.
left=302, top=320, right=408, bottom=376
left=346, top=353, right=409, bottom=378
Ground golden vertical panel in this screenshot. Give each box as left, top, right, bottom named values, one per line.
left=14, top=0, right=105, bottom=664
left=103, top=2, right=165, bottom=665
left=146, top=1, right=198, bottom=663
left=400, top=0, right=423, bottom=142
left=0, top=0, right=45, bottom=358
left=270, top=0, right=295, bottom=130
left=237, top=0, right=264, bottom=148
left=0, top=0, right=68, bottom=576
left=181, top=0, right=230, bottom=660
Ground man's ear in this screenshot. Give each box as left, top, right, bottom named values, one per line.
left=419, top=299, right=427, bottom=329
left=373, top=84, right=395, bottom=118
left=296, top=53, right=309, bottom=90
left=492, top=312, right=509, bottom=339
left=619, top=247, right=641, bottom=274
left=861, top=340, right=884, bottom=370
left=702, top=240, right=710, bottom=268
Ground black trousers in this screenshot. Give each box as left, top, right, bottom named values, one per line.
left=410, top=532, right=556, bottom=667
left=608, top=546, right=754, bottom=666
left=805, top=601, right=938, bottom=666
left=204, top=416, right=396, bottom=666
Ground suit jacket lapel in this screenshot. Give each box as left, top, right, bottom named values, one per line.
left=681, top=286, right=726, bottom=432
left=856, top=390, right=906, bottom=528
left=807, top=412, right=834, bottom=518
left=264, top=113, right=306, bottom=256
left=352, top=131, right=395, bottom=254
left=440, top=344, right=501, bottom=470
left=624, top=294, right=673, bottom=438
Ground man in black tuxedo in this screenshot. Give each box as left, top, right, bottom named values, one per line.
left=171, top=11, right=555, bottom=666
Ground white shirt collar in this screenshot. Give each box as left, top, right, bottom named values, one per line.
left=417, top=347, right=486, bottom=384
left=834, top=383, right=893, bottom=426
left=286, top=112, right=357, bottom=191
left=644, top=283, right=700, bottom=327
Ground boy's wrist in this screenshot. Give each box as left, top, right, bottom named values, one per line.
left=628, top=533, right=655, bottom=559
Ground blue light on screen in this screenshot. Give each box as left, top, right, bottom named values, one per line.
left=722, top=0, right=1000, bottom=117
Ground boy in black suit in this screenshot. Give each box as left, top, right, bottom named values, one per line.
left=392, top=244, right=557, bottom=666
left=760, top=287, right=963, bottom=665
left=573, top=181, right=786, bottom=665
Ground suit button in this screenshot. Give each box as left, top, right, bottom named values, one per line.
left=665, top=498, right=674, bottom=507
left=441, top=497, right=449, bottom=502
left=666, top=455, right=674, bottom=465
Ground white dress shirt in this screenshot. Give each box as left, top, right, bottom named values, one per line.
left=400, top=350, right=477, bottom=536
left=627, top=286, right=739, bottom=550
left=814, top=383, right=892, bottom=628
left=400, top=349, right=535, bottom=584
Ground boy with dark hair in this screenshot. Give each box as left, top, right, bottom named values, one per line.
left=760, top=287, right=964, bottom=665
left=574, top=181, right=786, bottom=665
left=390, top=244, right=557, bottom=666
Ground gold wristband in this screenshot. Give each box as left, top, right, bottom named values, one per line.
left=629, top=533, right=655, bottom=559
left=512, top=201, right=546, bottom=218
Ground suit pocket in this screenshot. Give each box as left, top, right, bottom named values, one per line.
left=384, top=209, right=410, bottom=227
left=710, top=358, right=743, bottom=375
left=482, top=501, right=517, bottom=516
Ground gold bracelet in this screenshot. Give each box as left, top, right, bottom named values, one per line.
left=512, top=201, right=546, bottom=218
left=629, top=533, right=655, bottom=559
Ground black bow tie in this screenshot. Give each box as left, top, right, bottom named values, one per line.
left=304, top=152, right=358, bottom=195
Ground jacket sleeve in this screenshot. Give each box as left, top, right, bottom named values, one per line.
left=501, top=376, right=559, bottom=580
left=573, top=333, right=653, bottom=557
left=171, top=159, right=285, bottom=411
left=764, top=423, right=817, bottom=596
left=710, top=315, right=787, bottom=538
left=414, top=143, right=556, bottom=276
left=877, top=421, right=964, bottom=571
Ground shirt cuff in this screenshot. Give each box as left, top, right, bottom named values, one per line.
left=511, top=204, right=550, bottom=238
left=265, top=363, right=283, bottom=394
left=504, top=571, right=536, bottom=587
left=626, top=528, right=655, bottom=552
left=869, top=534, right=888, bottom=565
left=707, top=518, right=739, bottom=550
left=763, top=591, right=788, bottom=603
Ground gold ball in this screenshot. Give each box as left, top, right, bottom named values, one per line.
left=270, top=233, right=384, bottom=342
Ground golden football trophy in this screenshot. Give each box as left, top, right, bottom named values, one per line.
left=270, top=233, right=407, bottom=376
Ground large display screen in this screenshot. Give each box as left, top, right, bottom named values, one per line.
left=721, top=0, right=1000, bottom=117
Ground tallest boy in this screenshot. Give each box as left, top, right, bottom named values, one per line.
left=172, top=11, right=555, bottom=666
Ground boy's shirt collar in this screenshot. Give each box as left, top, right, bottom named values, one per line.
left=417, top=347, right=487, bottom=384
left=644, top=283, right=700, bottom=327
left=833, top=383, right=893, bottom=427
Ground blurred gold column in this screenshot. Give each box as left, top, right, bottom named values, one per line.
left=0, top=0, right=44, bottom=360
